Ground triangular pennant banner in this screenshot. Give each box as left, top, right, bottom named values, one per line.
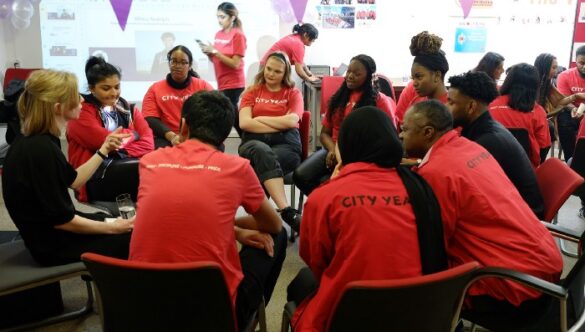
left=460, top=0, right=473, bottom=19
left=290, top=0, right=308, bottom=22
left=109, top=0, right=133, bottom=31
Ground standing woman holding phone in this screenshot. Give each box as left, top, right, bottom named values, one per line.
left=200, top=2, right=247, bottom=137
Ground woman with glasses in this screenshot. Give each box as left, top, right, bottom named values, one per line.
left=67, top=56, right=154, bottom=203
left=238, top=52, right=304, bottom=232
left=199, top=2, right=247, bottom=137
left=142, top=45, right=213, bottom=148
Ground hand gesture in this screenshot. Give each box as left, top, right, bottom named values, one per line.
left=236, top=229, right=275, bottom=257
left=100, top=127, right=132, bottom=154
left=325, top=151, right=338, bottom=169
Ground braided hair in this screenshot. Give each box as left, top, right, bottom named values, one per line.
left=534, top=53, right=556, bottom=107
left=410, top=31, right=449, bottom=79
left=327, top=54, right=379, bottom=124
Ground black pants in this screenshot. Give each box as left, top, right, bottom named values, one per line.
left=86, top=158, right=140, bottom=202
left=33, top=211, right=131, bottom=266
left=462, top=295, right=557, bottom=332
left=239, top=130, right=302, bottom=183
left=557, top=110, right=580, bottom=160
left=236, top=229, right=288, bottom=330
left=221, top=88, right=245, bottom=138
left=154, top=137, right=172, bottom=149
left=293, top=149, right=332, bottom=196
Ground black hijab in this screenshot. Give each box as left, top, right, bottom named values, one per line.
left=338, top=106, right=448, bottom=275
left=338, top=106, right=402, bottom=168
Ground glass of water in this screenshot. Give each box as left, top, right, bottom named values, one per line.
left=116, top=193, right=136, bottom=219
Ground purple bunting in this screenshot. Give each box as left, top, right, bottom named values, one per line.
left=109, top=0, right=132, bottom=31
left=290, top=0, right=308, bottom=22
left=460, top=0, right=473, bottom=19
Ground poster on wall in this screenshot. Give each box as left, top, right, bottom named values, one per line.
left=454, top=26, right=487, bottom=53
left=316, top=5, right=355, bottom=28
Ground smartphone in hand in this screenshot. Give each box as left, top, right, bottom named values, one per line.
left=195, top=39, right=205, bottom=47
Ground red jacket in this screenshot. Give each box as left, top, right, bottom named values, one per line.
left=488, top=95, right=551, bottom=167
left=293, top=162, right=423, bottom=332
left=416, top=131, right=562, bottom=306
left=67, top=101, right=154, bottom=201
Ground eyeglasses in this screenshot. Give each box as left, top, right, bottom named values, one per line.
left=169, top=59, right=190, bottom=67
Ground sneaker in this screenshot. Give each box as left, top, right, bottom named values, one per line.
left=578, top=207, right=585, bottom=221
left=280, top=207, right=301, bottom=233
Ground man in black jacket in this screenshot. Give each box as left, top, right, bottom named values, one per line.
left=447, top=71, right=545, bottom=219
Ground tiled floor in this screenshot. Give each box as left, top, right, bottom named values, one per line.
left=0, top=138, right=581, bottom=331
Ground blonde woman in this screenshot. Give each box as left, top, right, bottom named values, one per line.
left=2, top=69, right=134, bottom=266
left=238, top=52, right=303, bottom=231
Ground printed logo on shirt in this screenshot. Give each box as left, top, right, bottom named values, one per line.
left=255, top=97, right=288, bottom=105
left=145, top=163, right=222, bottom=172
left=215, top=38, right=230, bottom=45
left=162, top=95, right=190, bottom=101
left=466, top=151, right=491, bottom=169
left=341, top=195, right=410, bottom=208
left=571, top=87, right=585, bottom=92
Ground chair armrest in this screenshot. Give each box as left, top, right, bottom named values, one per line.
left=472, top=267, right=567, bottom=301
left=543, top=221, right=582, bottom=244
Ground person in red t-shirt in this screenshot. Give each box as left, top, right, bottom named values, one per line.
left=67, top=56, right=154, bottom=203
left=239, top=51, right=304, bottom=232
left=142, top=45, right=213, bottom=148
left=488, top=63, right=551, bottom=168
left=130, top=91, right=286, bottom=331
left=199, top=2, right=247, bottom=137
left=261, top=23, right=320, bottom=83
left=287, top=106, right=446, bottom=332
left=293, top=54, right=397, bottom=196
left=400, top=100, right=562, bottom=331
left=395, top=31, right=449, bottom=124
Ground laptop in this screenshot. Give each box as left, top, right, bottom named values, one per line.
left=333, top=63, right=348, bottom=76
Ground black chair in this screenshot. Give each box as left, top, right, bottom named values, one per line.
left=468, top=230, right=585, bottom=332
left=375, top=74, right=396, bottom=101
left=0, top=240, right=94, bottom=330
left=281, top=262, right=481, bottom=332
left=81, top=253, right=243, bottom=332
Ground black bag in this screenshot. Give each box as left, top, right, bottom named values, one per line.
left=2, top=79, right=25, bottom=144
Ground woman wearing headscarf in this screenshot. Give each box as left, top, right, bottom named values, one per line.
left=287, top=106, right=446, bottom=332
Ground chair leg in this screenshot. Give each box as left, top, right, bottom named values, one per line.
left=258, top=297, right=267, bottom=332
left=281, top=309, right=291, bottom=332
left=290, top=183, right=296, bottom=210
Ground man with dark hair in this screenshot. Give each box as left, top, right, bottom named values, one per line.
left=129, top=90, right=287, bottom=330
left=447, top=71, right=544, bottom=218
left=400, top=100, right=562, bottom=331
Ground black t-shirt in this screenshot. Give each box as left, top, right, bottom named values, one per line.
left=461, top=112, right=545, bottom=219
left=2, top=133, right=78, bottom=259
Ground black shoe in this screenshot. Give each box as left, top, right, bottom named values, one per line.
left=280, top=207, right=301, bottom=233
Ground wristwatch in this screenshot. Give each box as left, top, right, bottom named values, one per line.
left=96, top=150, right=107, bottom=160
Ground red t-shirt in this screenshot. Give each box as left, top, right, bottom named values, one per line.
left=141, top=77, right=213, bottom=133
left=261, top=34, right=305, bottom=65
left=395, top=81, right=448, bottom=124
left=292, top=162, right=422, bottom=331
left=239, top=85, right=304, bottom=128
left=129, top=140, right=265, bottom=304
left=67, top=101, right=154, bottom=202
left=557, top=68, right=585, bottom=107
left=322, top=91, right=397, bottom=142
left=213, top=28, right=246, bottom=90
left=415, top=131, right=562, bottom=306
left=488, top=95, right=551, bottom=168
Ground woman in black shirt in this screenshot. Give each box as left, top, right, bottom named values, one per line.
left=2, top=69, right=134, bottom=266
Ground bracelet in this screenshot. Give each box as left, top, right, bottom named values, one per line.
left=96, top=150, right=107, bottom=160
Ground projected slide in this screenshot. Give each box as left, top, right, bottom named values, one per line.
left=39, top=0, right=279, bottom=102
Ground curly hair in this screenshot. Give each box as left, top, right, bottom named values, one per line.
left=448, top=71, right=499, bottom=105
left=500, top=63, right=539, bottom=113
left=327, top=54, right=379, bottom=124
left=409, top=31, right=449, bottom=79
left=534, top=53, right=555, bottom=108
